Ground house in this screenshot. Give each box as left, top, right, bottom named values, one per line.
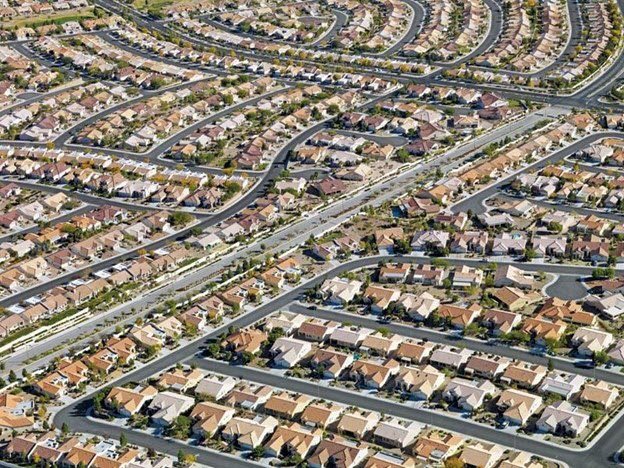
left=464, top=355, right=510, bottom=379
left=537, top=297, right=597, bottom=326
left=0, top=394, right=34, bottom=430
left=105, top=385, right=158, bottom=417
left=395, top=365, right=445, bottom=400
left=265, top=312, right=306, bottom=335
left=394, top=340, right=435, bottom=364
left=147, top=391, right=195, bottom=426
left=571, top=238, right=610, bottom=263
left=310, top=348, right=354, bottom=379
left=586, top=293, right=624, bottom=320
left=459, top=442, right=505, bottom=468
left=308, top=177, right=347, bottom=197
left=300, top=402, right=344, bottom=428
left=480, top=309, right=522, bottom=335
left=373, top=418, right=422, bottom=449
left=539, top=372, right=586, bottom=400
left=494, top=265, right=537, bottom=289
left=263, top=391, right=312, bottom=421
left=532, top=236, right=567, bottom=258
left=498, top=451, right=544, bottom=468
left=319, top=278, right=363, bottom=305
left=194, top=374, right=237, bottom=400
left=437, top=304, right=481, bottom=329
left=536, top=401, right=589, bottom=437
left=492, top=287, right=542, bottom=312
left=297, top=319, right=339, bottom=342
left=34, top=360, right=89, bottom=398
left=224, top=384, right=273, bottom=410
left=451, top=231, right=489, bottom=254
left=264, top=423, right=323, bottom=459
left=349, top=358, right=400, bottom=388
left=308, top=438, right=368, bottom=468
left=156, top=368, right=204, bottom=392
left=363, top=285, right=401, bottom=313
left=496, top=389, right=542, bottom=425
left=410, top=230, right=450, bottom=252
left=270, top=337, right=312, bottom=368
left=222, top=329, right=268, bottom=355
left=190, top=401, right=235, bottom=437
left=570, top=327, right=614, bottom=356
left=429, top=346, right=473, bottom=370
left=501, top=362, right=548, bottom=389
left=130, top=324, right=166, bottom=349
left=330, top=326, right=373, bottom=348
left=361, top=332, right=403, bottom=356
left=411, top=264, right=445, bottom=286
left=221, top=415, right=279, bottom=450
left=491, top=233, right=527, bottom=256
left=399, top=292, right=440, bottom=321
left=450, top=265, right=483, bottom=288
left=478, top=212, right=514, bottom=228
left=579, top=381, right=619, bottom=408
left=379, top=263, right=411, bottom=283
left=521, top=317, right=566, bottom=342
left=337, top=410, right=381, bottom=438
left=85, top=346, right=119, bottom=374
left=443, top=378, right=497, bottom=412
left=63, top=445, right=98, bottom=468
left=411, top=431, right=463, bottom=462
left=374, top=228, right=404, bottom=254
left=4, top=435, right=37, bottom=460
left=364, top=453, right=416, bottom=468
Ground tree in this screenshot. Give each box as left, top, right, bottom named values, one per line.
left=168, top=415, right=192, bottom=439
left=547, top=358, right=554, bottom=371
left=524, top=247, right=537, bottom=261
left=119, top=433, right=128, bottom=448
left=250, top=446, right=265, bottom=460
left=502, top=330, right=530, bottom=344
left=544, top=337, right=559, bottom=353
left=8, top=370, right=16, bottom=382
left=61, top=422, right=70, bottom=435
left=395, top=148, right=410, bottom=163
left=590, top=408, right=604, bottom=422
left=593, top=350, right=610, bottom=366
left=168, top=211, right=194, bottom=227
left=240, top=351, right=255, bottom=365
left=444, top=457, right=465, bottom=468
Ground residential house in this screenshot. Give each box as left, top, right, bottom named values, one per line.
left=270, top=337, right=312, bottom=368
left=539, top=372, right=586, bottom=400
left=395, top=365, right=445, bottom=400
left=496, top=389, right=542, bottom=425
left=443, top=378, right=497, bottom=412
left=147, top=391, right=195, bottom=426
left=536, top=401, right=589, bottom=437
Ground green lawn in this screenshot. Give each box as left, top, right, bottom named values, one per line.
left=133, top=0, right=174, bottom=12
left=3, top=7, right=97, bottom=29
